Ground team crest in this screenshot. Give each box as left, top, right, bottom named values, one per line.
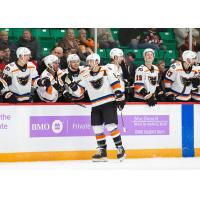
left=17, top=75, right=30, bottom=86
left=148, top=76, right=157, bottom=86
left=90, top=77, right=104, bottom=90
left=180, top=76, right=191, bottom=86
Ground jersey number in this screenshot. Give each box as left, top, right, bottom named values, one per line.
left=167, top=71, right=173, bottom=77
left=136, top=75, right=142, bottom=81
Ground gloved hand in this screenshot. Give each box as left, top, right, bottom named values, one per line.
left=37, top=77, right=51, bottom=87
left=0, top=81, right=4, bottom=91
left=63, top=91, right=72, bottom=100
left=144, top=93, right=157, bottom=107
left=165, top=88, right=175, bottom=102
left=115, top=90, right=126, bottom=110
left=61, top=73, right=73, bottom=85
left=61, top=73, right=77, bottom=91
left=191, top=77, right=200, bottom=88
left=3, top=91, right=17, bottom=103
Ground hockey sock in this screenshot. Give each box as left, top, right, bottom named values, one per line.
left=110, top=128, right=122, bottom=147
left=95, top=132, right=107, bottom=148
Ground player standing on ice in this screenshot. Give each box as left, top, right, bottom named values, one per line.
left=62, top=53, right=126, bottom=162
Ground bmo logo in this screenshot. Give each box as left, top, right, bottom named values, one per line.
left=30, top=116, right=65, bottom=137
left=32, top=123, right=50, bottom=131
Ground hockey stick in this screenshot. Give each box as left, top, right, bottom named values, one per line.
left=120, top=110, right=127, bottom=133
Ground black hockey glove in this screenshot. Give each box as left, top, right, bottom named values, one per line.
left=3, top=91, right=17, bottom=103
left=3, top=75, right=12, bottom=86
left=61, top=73, right=77, bottom=91
left=0, top=81, right=4, bottom=91
left=115, top=90, right=126, bottom=111
left=191, top=77, right=200, bottom=88
left=164, top=88, right=175, bottom=102
left=37, top=77, right=51, bottom=87
left=63, top=91, right=72, bottom=101
left=144, top=92, right=157, bottom=107
left=155, top=86, right=165, bottom=101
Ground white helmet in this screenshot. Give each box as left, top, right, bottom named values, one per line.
left=86, top=53, right=100, bottom=64
left=109, top=48, right=123, bottom=59
left=44, top=55, right=59, bottom=68
left=182, top=50, right=197, bottom=62
left=16, top=47, right=31, bottom=58
left=143, top=48, right=155, bottom=58
left=67, top=54, right=80, bottom=65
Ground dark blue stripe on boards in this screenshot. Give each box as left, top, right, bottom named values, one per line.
left=182, top=104, right=194, bottom=157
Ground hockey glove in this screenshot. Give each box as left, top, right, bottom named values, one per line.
left=3, top=75, right=12, bottom=86
left=191, top=77, right=200, bottom=88
left=165, top=88, right=175, bottom=102
left=0, top=81, right=4, bottom=91
left=37, top=77, right=51, bottom=87
left=63, top=91, right=72, bottom=101
left=3, top=91, right=17, bottom=103
left=144, top=93, right=157, bottom=107
left=155, top=86, right=165, bottom=101
left=61, top=73, right=77, bottom=91
left=115, top=90, right=126, bottom=111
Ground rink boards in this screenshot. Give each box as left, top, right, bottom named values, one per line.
left=0, top=102, right=199, bottom=161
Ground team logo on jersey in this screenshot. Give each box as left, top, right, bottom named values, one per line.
left=17, top=75, right=30, bottom=86
left=180, top=76, right=191, bottom=86
left=148, top=76, right=157, bottom=86
left=89, top=77, right=104, bottom=90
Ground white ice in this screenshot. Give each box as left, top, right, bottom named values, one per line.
left=0, top=157, right=200, bottom=169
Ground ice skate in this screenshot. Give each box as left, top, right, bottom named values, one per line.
left=92, top=147, right=107, bottom=162
left=117, top=146, right=126, bottom=162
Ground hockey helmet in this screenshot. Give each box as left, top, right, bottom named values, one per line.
left=143, top=48, right=155, bottom=58
left=86, top=53, right=100, bottom=64
left=44, top=55, right=60, bottom=68
left=67, top=54, right=80, bottom=66
left=109, top=48, right=124, bottom=59
left=16, top=47, right=31, bottom=58
left=182, top=50, right=197, bottom=62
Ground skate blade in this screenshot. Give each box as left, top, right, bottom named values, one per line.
left=92, top=157, right=108, bottom=162
left=118, top=154, right=126, bottom=162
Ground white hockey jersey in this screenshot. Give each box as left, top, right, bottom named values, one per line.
left=71, top=65, right=123, bottom=107
left=3, top=61, right=39, bottom=101
left=191, top=65, right=200, bottom=101
left=36, top=68, right=63, bottom=102
left=106, top=63, right=125, bottom=92
left=134, top=65, right=160, bottom=100
left=164, top=62, right=198, bottom=101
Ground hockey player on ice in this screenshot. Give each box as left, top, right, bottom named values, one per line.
left=134, top=48, right=163, bottom=106
left=2, top=47, right=51, bottom=103
left=164, top=50, right=199, bottom=102
left=106, top=48, right=130, bottom=93
left=35, top=55, right=62, bottom=102
left=63, top=53, right=126, bottom=162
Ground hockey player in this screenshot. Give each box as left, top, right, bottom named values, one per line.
left=2, top=47, right=51, bottom=102
left=164, top=50, right=198, bottom=102
left=191, top=64, right=200, bottom=101
left=134, top=48, right=162, bottom=106
left=60, top=54, right=87, bottom=101
left=35, top=55, right=63, bottom=102
left=106, top=48, right=130, bottom=93
left=63, top=53, right=126, bottom=162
